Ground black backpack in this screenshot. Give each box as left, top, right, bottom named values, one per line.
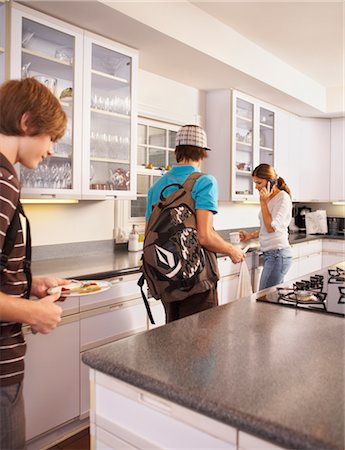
left=0, top=200, right=32, bottom=299
left=138, top=172, right=219, bottom=324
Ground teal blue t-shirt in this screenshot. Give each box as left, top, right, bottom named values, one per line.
left=145, top=165, right=218, bottom=221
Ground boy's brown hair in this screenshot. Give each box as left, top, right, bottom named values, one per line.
left=0, top=78, right=67, bottom=142
left=175, top=145, right=208, bottom=163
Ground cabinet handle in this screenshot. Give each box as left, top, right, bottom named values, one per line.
left=139, top=393, right=171, bottom=414
left=109, top=277, right=124, bottom=285
left=109, top=303, right=123, bottom=310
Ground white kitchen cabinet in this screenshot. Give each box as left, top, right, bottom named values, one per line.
left=10, top=4, right=84, bottom=199
left=285, top=240, right=323, bottom=281
left=275, top=110, right=300, bottom=201
left=23, top=317, right=80, bottom=441
left=289, top=115, right=330, bottom=202
left=148, top=299, right=166, bottom=329
left=231, top=91, right=276, bottom=201
left=9, top=3, right=138, bottom=200
left=330, top=118, right=345, bottom=201
left=205, top=90, right=276, bottom=201
left=322, top=239, right=345, bottom=267
left=299, top=117, right=330, bottom=202
left=220, top=273, right=239, bottom=305
left=80, top=298, right=147, bottom=416
left=90, top=370, right=237, bottom=450
left=82, top=32, right=138, bottom=199
left=238, top=431, right=285, bottom=450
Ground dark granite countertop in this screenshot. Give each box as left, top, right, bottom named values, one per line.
left=32, top=233, right=344, bottom=280
left=83, top=275, right=345, bottom=450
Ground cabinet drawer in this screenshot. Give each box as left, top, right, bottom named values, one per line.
left=80, top=273, right=141, bottom=312
left=301, top=239, right=322, bottom=256
left=322, top=239, right=345, bottom=253
left=80, top=300, right=147, bottom=350
left=94, top=379, right=236, bottom=449
left=96, top=427, right=138, bottom=450
left=218, top=256, right=239, bottom=277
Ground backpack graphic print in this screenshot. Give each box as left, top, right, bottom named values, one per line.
left=138, top=172, right=219, bottom=324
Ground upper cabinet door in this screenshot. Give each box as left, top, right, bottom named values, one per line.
left=231, top=91, right=276, bottom=201
left=82, top=33, right=138, bottom=199
left=10, top=5, right=84, bottom=199
left=0, top=1, right=6, bottom=84
left=232, top=94, right=255, bottom=200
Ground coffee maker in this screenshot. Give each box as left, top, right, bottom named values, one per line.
left=295, top=206, right=312, bottom=231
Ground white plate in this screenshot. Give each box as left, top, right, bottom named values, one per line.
left=48, top=280, right=111, bottom=297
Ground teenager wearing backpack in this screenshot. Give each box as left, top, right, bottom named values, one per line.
left=0, top=78, right=69, bottom=449
left=144, top=124, right=245, bottom=323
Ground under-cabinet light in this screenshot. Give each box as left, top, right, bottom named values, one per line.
left=332, top=202, right=345, bottom=206
left=20, top=199, right=79, bottom=205
left=242, top=201, right=260, bottom=205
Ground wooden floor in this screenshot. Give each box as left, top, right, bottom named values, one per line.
left=48, top=428, right=90, bottom=450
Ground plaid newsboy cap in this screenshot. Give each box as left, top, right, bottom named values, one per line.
left=175, top=124, right=211, bottom=151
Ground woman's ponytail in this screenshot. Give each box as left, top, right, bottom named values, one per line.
left=277, top=176, right=291, bottom=198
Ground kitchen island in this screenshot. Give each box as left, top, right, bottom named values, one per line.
left=83, top=264, right=345, bottom=450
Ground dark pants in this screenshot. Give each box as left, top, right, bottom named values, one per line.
left=0, top=382, right=26, bottom=450
left=162, top=287, right=218, bottom=323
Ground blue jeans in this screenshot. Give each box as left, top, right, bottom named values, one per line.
left=259, top=247, right=293, bottom=290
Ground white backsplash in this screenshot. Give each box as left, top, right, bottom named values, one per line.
left=214, top=202, right=260, bottom=230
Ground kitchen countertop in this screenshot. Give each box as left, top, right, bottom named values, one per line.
left=82, top=265, right=345, bottom=450
left=32, top=233, right=344, bottom=280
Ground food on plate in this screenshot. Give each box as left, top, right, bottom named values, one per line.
left=62, top=282, right=101, bottom=295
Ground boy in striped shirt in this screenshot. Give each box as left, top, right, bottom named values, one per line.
left=0, top=78, right=68, bottom=449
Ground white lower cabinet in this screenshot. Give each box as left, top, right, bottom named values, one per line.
left=148, top=300, right=166, bottom=329
left=23, top=318, right=80, bottom=441
left=220, top=274, right=240, bottom=305
left=322, top=239, right=345, bottom=268
left=91, top=370, right=237, bottom=450
left=238, top=431, right=285, bottom=450
left=80, top=299, right=147, bottom=351
left=80, top=298, right=147, bottom=416
left=285, top=240, right=322, bottom=282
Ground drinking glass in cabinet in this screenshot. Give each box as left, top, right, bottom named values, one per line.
left=21, top=160, right=72, bottom=189
left=90, top=131, right=129, bottom=160
left=92, top=44, right=130, bottom=81
left=138, top=124, right=146, bottom=145
left=260, top=108, right=274, bottom=127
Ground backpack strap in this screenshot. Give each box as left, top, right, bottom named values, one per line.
left=138, top=273, right=156, bottom=325
left=182, top=171, right=204, bottom=192
left=0, top=200, right=32, bottom=299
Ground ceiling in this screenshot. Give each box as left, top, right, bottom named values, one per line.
left=193, top=1, right=343, bottom=89
left=18, top=1, right=344, bottom=118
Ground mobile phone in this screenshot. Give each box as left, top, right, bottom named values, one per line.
left=267, top=181, right=271, bottom=192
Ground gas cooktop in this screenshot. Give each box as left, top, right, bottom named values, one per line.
left=257, top=262, right=345, bottom=317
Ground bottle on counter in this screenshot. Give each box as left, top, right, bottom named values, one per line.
left=128, top=224, right=140, bottom=252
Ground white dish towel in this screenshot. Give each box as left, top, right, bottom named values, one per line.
left=236, top=260, right=253, bottom=298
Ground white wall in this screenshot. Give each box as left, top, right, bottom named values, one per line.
left=25, top=69, right=205, bottom=247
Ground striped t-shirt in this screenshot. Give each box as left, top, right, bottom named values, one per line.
left=0, top=153, right=27, bottom=386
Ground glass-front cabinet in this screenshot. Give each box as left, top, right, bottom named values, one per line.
left=82, top=33, right=138, bottom=199
left=231, top=91, right=275, bottom=201
left=9, top=4, right=138, bottom=200
left=10, top=5, right=83, bottom=199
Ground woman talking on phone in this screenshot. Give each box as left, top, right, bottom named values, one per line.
left=239, top=163, right=293, bottom=290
